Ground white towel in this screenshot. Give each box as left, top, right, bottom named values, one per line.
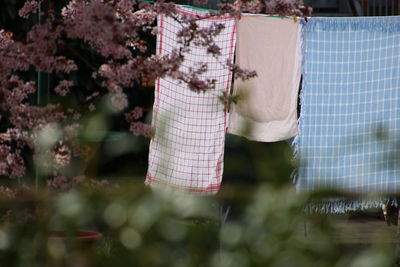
left=228, top=15, right=302, bottom=142
left=146, top=7, right=236, bottom=194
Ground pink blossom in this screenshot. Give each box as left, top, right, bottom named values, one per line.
left=47, top=175, right=109, bottom=191
left=129, top=121, right=154, bottom=138
left=0, top=41, right=30, bottom=82
left=142, top=52, right=184, bottom=82
left=54, top=57, right=78, bottom=73
left=125, top=107, right=144, bottom=122
left=218, top=3, right=242, bottom=18
left=207, top=44, right=221, bottom=56
left=53, top=141, right=72, bottom=167
left=62, top=0, right=131, bottom=59
left=239, top=0, right=264, bottom=13
left=54, top=80, right=73, bottom=96
left=0, top=30, right=13, bottom=49
left=25, top=22, right=73, bottom=73
left=85, top=91, right=100, bottom=102
left=0, top=145, right=26, bottom=178
left=267, top=0, right=297, bottom=16
left=0, top=128, right=29, bottom=148
left=227, top=61, right=258, bottom=81
left=103, top=80, right=123, bottom=93
left=18, top=0, right=40, bottom=19
left=8, top=104, right=65, bottom=130
left=2, top=76, right=36, bottom=106
left=47, top=176, right=72, bottom=191
left=98, top=61, right=138, bottom=88
left=149, top=2, right=177, bottom=17
left=116, top=0, right=143, bottom=23
left=131, top=9, right=157, bottom=24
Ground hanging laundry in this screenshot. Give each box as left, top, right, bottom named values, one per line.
left=294, top=16, right=400, bottom=212
left=146, top=7, right=236, bottom=194
left=228, top=14, right=302, bottom=142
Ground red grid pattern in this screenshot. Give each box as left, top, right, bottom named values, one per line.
left=146, top=7, right=236, bottom=194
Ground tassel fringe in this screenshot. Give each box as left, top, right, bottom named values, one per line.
left=301, top=16, right=400, bottom=32
left=305, top=198, right=397, bottom=214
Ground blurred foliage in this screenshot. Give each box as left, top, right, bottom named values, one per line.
left=1, top=1, right=399, bottom=266
left=0, top=182, right=398, bottom=267
left=0, top=128, right=392, bottom=267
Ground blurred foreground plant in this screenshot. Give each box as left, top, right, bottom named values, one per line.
left=0, top=182, right=396, bottom=266
left=4, top=1, right=393, bottom=267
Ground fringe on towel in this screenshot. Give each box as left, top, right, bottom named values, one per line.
left=301, top=16, right=400, bottom=33
left=305, top=198, right=397, bottom=214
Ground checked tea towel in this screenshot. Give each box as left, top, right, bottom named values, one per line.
left=146, top=7, right=236, bottom=194
left=294, top=17, right=400, bottom=211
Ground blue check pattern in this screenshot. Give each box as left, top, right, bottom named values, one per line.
left=295, top=17, right=400, bottom=194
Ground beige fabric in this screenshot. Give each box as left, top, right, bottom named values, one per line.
left=228, top=15, right=302, bottom=142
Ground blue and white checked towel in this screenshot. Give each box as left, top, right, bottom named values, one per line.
left=294, top=17, right=400, bottom=212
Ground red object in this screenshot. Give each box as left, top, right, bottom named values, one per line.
left=48, top=231, right=103, bottom=241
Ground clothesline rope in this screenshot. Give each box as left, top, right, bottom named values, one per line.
left=138, top=0, right=291, bottom=18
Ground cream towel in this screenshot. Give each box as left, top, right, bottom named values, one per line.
left=228, top=15, right=302, bottom=142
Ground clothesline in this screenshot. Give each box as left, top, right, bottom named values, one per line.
left=138, top=0, right=290, bottom=18
left=139, top=0, right=219, bottom=12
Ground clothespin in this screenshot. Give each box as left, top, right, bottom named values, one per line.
left=233, top=0, right=241, bottom=20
